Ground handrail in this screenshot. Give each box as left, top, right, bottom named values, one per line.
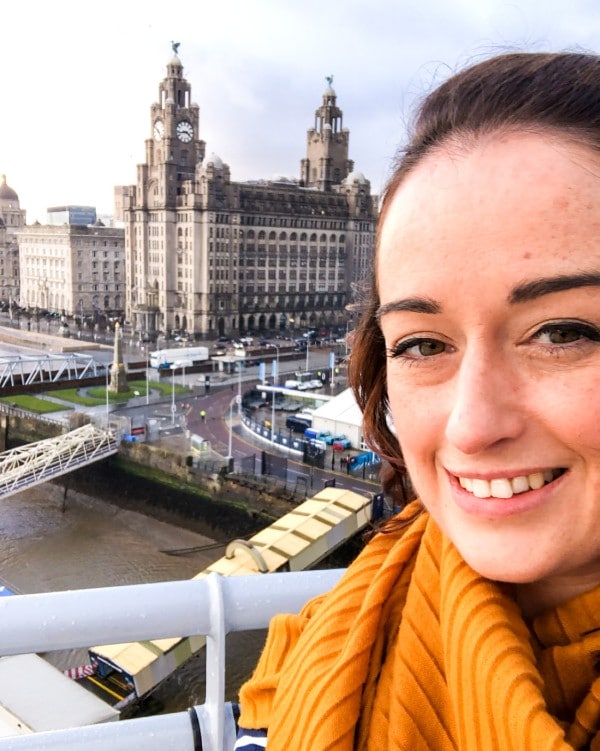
left=0, top=570, right=345, bottom=751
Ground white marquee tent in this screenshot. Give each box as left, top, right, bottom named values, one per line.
left=310, top=388, right=366, bottom=449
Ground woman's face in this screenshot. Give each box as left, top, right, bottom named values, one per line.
left=377, top=132, right=600, bottom=601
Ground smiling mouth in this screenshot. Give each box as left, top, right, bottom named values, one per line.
left=457, top=469, right=565, bottom=499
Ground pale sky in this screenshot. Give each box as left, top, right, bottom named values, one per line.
left=2, top=0, right=599, bottom=223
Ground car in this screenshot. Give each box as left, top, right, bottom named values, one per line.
left=326, top=433, right=352, bottom=448
left=332, top=439, right=352, bottom=451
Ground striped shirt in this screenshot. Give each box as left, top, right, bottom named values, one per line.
left=233, top=727, right=268, bottom=750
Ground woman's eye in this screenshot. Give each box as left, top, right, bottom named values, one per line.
left=534, top=321, right=600, bottom=346
left=388, top=337, right=446, bottom=359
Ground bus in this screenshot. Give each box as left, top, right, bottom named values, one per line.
left=149, top=346, right=209, bottom=369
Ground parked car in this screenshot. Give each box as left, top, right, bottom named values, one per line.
left=326, top=434, right=352, bottom=449
left=333, top=439, right=352, bottom=451
left=304, top=428, right=331, bottom=442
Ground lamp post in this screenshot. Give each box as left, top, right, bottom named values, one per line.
left=271, top=389, right=276, bottom=443
left=145, top=356, right=150, bottom=406
left=270, top=342, right=281, bottom=385
left=171, top=364, right=176, bottom=426
left=227, top=397, right=234, bottom=459
left=305, top=340, right=310, bottom=372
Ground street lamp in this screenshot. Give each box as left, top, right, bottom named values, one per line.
left=145, top=356, right=150, bottom=406
left=305, top=340, right=310, bottom=372
left=271, top=389, right=276, bottom=443
left=227, top=393, right=241, bottom=461
left=227, top=396, right=235, bottom=460
left=270, top=342, right=281, bottom=386
left=170, top=364, right=176, bottom=426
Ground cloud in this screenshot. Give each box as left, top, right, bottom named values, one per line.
left=3, top=0, right=600, bottom=220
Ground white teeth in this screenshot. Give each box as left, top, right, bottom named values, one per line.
left=472, top=479, right=491, bottom=498
left=511, top=475, right=529, bottom=494
left=457, top=470, right=560, bottom=499
left=490, top=478, right=514, bottom=499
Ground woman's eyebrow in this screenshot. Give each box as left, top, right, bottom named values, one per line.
left=376, top=296, right=441, bottom=320
left=509, top=272, right=600, bottom=304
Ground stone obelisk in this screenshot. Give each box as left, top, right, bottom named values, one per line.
left=109, top=322, right=128, bottom=393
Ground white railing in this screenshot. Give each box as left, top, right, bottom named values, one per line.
left=0, top=570, right=345, bottom=751
left=0, top=353, right=99, bottom=387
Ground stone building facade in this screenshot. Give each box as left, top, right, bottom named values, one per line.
left=16, top=222, right=124, bottom=318
left=118, top=51, right=377, bottom=341
left=0, top=175, right=26, bottom=303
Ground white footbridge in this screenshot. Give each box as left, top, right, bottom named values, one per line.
left=0, top=353, right=101, bottom=388
left=0, top=424, right=119, bottom=499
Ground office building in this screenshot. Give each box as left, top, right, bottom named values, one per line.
left=16, top=221, right=124, bottom=318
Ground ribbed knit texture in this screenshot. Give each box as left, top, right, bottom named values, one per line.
left=239, top=502, right=600, bottom=750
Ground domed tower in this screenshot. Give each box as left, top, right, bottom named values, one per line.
left=300, top=77, right=354, bottom=191
left=0, top=175, right=25, bottom=233
left=0, top=175, right=24, bottom=301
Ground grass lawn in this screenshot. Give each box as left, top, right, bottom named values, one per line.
left=0, top=394, right=71, bottom=414
left=51, top=380, right=189, bottom=406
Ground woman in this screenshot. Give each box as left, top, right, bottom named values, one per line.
left=235, top=51, right=600, bottom=750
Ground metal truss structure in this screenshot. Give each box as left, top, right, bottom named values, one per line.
left=0, top=424, right=119, bottom=499
left=0, top=353, right=101, bottom=388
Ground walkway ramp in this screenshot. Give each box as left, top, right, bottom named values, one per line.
left=0, top=424, right=119, bottom=499
left=88, top=486, right=372, bottom=704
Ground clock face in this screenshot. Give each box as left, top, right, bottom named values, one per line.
left=153, top=119, right=164, bottom=141
left=176, top=120, right=194, bottom=143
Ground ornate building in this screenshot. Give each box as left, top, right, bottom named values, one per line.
left=118, top=49, right=377, bottom=341
left=16, top=221, right=124, bottom=318
left=0, top=175, right=25, bottom=304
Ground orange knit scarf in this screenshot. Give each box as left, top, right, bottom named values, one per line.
left=239, top=503, right=600, bottom=750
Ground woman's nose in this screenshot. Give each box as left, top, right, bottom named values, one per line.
left=444, top=353, right=526, bottom=454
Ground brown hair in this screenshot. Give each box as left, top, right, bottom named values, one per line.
left=349, top=51, right=600, bottom=510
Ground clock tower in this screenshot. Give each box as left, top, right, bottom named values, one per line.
left=122, top=45, right=207, bottom=340
left=147, top=48, right=206, bottom=198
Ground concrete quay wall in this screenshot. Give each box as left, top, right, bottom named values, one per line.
left=1, top=412, right=296, bottom=531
